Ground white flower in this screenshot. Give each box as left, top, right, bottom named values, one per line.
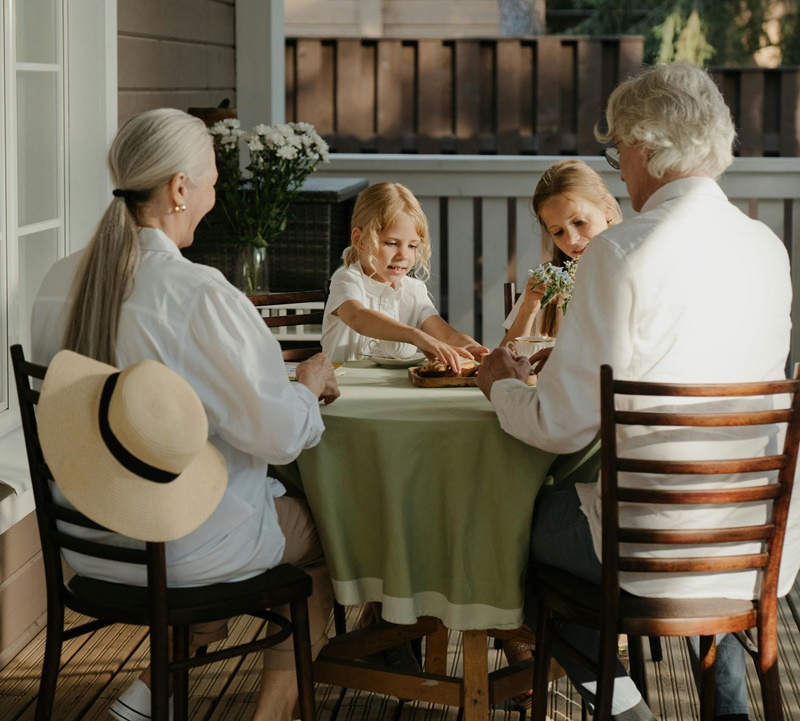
left=253, top=123, right=271, bottom=136
left=246, top=137, right=264, bottom=152
left=223, top=118, right=241, bottom=129
left=276, top=124, right=294, bottom=137
left=277, top=145, right=298, bottom=160
left=209, top=121, right=230, bottom=137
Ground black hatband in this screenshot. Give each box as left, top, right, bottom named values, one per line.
left=98, top=373, right=179, bottom=484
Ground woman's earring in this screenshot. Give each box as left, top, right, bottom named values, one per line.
left=175, top=204, right=186, bottom=213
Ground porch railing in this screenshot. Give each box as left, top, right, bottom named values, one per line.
left=314, top=155, right=800, bottom=357
left=286, top=37, right=800, bottom=157
left=286, top=36, right=644, bottom=155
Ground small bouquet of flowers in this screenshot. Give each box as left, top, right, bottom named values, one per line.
left=527, top=258, right=579, bottom=314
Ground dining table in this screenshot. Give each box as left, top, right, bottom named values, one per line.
left=291, top=360, right=599, bottom=719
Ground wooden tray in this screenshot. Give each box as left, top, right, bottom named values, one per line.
left=407, top=367, right=537, bottom=387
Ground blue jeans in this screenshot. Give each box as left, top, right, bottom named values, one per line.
left=525, top=477, right=749, bottom=717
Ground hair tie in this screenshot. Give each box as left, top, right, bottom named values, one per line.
left=112, top=188, right=130, bottom=199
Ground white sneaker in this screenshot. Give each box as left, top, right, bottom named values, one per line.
left=108, top=679, right=174, bottom=721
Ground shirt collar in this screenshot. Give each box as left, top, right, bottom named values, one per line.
left=640, top=176, right=727, bottom=213
left=357, top=263, right=405, bottom=295
left=138, top=226, right=183, bottom=257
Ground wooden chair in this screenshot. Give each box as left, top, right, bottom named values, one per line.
left=250, top=290, right=326, bottom=361
left=503, top=281, right=518, bottom=317
left=530, top=364, right=800, bottom=721
left=10, top=344, right=317, bottom=721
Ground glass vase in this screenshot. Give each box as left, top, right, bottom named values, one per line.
left=235, top=244, right=269, bottom=296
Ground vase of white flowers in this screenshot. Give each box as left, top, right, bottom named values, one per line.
left=207, top=119, right=330, bottom=295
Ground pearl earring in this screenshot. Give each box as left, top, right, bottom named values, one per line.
left=175, top=204, right=186, bottom=213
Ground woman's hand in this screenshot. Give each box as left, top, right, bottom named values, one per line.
left=295, top=353, right=341, bottom=404
left=529, top=346, right=553, bottom=375
left=523, top=275, right=548, bottom=305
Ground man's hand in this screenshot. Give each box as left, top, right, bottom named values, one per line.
left=295, top=353, right=341, bottom=404
left=476, top=347, right=531, bottom=400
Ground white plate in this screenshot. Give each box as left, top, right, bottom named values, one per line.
left=368, top=354, right=426, bottom=368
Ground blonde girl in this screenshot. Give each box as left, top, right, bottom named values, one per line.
left=501, top=159, right=623, bottom=348
left=322, top=181, right=487, bottom=371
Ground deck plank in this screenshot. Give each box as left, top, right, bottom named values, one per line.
left=4, top=599, right=800, bottom=721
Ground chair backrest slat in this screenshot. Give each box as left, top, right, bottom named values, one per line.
left=619, top=554, right=769, bottom=574
left=617, top=409, right=793, bottom=427
left=600, top=363, right=800, bottom=606
left=618, top=525, right=774, bottom=545
left=250, top=290, right=327, bottom=361
left=617, top=457, right=786, bottom=476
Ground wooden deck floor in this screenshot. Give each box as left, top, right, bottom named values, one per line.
left=3, top=586, right=800, bottom=721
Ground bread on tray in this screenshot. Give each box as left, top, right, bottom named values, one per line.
left=417, top=357, right=479, bottom=378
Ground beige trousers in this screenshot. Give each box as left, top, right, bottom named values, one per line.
left=190, top=496, right=334, bottom=670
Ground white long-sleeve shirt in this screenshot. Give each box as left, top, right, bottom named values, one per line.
left=31, top=227, right=325, bottom=585
left=490, top=176, right=800, bottom=599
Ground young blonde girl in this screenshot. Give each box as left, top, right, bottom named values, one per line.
left=322, top=181, right=487, bottom=371
left=499, top=159, right=623, bottom=705
left=501, top=159, right=623, bottom=348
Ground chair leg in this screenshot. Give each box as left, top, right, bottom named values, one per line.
left=531, top=604, right=553, bottom=721
left=698, top=635, right=717, bottom=721
left=628, top=635, right=649, bottom=706
left=757, top=621, right=784, bottom=721
left=333, top=600, right=347, bottom=636
left=290, top=596, right=317, bottom=721
left=35, top=603, right=66, bottom=721
left=648, top=636, right=663, bottom=663
left=150, top=622, right=171, bottom=721
left=593, top=626, right=618, bottom=721
left=172, top=625, right=191, bottom=721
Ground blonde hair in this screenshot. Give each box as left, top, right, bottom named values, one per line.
left=64, top=108, right=213, bottom=364
left=595, top=63, right=735, bottom=180
left=531, top=159, right=623, bottom=337
left=343, top=182, right=432, bottom=282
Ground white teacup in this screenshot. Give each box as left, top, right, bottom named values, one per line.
left=506, top=335, right=555, bottom=357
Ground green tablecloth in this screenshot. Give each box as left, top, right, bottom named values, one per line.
left=296, top=362, right=597, bottom=631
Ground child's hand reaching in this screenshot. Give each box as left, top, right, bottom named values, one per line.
left=417, top=334, right=475, bottom=375
left=463, top=342, right=490, bottom=360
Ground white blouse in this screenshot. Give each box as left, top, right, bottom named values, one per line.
left=31, top=227, right=325, bottom=586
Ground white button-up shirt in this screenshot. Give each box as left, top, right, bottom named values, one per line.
left=491, top=177, right=800, bottom=599
left=32, top=227, right=325, bottom=585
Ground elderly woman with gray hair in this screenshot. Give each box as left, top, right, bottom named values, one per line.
left=478, top=63, right=798, bottom=721
left=32, top=108, right=338, bottom=721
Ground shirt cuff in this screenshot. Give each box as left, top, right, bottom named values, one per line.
left=490, top=377, right=537, bottom=443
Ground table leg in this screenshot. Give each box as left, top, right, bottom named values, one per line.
left=425, top=621, right=448, bottom=675
left=462, top=630, right=490, bottom=721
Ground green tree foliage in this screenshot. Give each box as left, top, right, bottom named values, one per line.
left=556, top=0, right=790, bottom=66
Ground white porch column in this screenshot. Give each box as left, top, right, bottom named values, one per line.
left=66, top=0, right=118, bottom=252
left=236, top=0, right=285, bottom=127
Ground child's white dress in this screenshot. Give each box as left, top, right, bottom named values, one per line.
left=321, top=264, right=440, bottom=363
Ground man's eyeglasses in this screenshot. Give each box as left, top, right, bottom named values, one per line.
left=604, top=143, right=620, bottom=170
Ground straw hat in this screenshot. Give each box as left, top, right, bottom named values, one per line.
left=37, top=350, right=227, bottom=542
